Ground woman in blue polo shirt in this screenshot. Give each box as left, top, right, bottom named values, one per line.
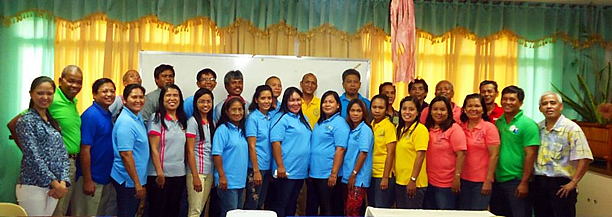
left=212, top=97, right=249, bottom=217
left=186, top=88, right=216, bottom=217
left=244, top=85, right=274, bottom=210
left=342, top=99, right=374, bottom=216
left=270, top=87, right=312, bottom=217
left=310, top=90, right=350, bottom=216
left=111, top=84, right=149, bottom=217
left=147, top=84, right=188, bottom=217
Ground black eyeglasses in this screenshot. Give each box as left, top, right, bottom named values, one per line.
left=199, top=78, right=216, bottom=82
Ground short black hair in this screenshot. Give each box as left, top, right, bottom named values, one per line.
left=123, top=84, right=146, bottom=100
left=196, top=68, right=216, bottom=81
left=408, top=78, right=428, bottom=93
left=342, top=69, right=361, bottom=83
left=501, top=85, right=525, bottom=102
left=378, top=82, right=395, bottom=93
left=92, top=78, right=116, bottom=94
left=154, top=64, right=175, bottom=79
left=224, top=70, right=244, bottom=86
left=479, top=80, right=498, bottom=92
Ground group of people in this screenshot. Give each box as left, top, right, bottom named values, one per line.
left=9, top=63, right=593, bottom=217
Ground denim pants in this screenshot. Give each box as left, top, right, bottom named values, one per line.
left=458, top=179, right=491, bottom=210
left=532, top=175, right=577, bottom=217
left=112, top=180, right=142, bottom=217
left=394, top=184, right=426, bottom=209
left=489, top=179, right=532, bottom=217
left=367, top=177, right=396, bottom=208
left=243, top=169, right=271, bottom=210
left=423, top=184, right=457, bottom=210
left=216, top=188, right=244, bottom=217
left=272, top=178, right=304, bottom=217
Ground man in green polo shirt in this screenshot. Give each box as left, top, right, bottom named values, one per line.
left=51, top=65, right=83, bottom=216
left=490, top=85, right=540, bottom=217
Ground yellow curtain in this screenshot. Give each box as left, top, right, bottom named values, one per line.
left=54, top=15, right=517, bottom=112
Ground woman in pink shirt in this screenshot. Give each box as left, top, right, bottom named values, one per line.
left=457, top=94, right=500, bottom=210
left=423, top=96, right=467, bottom=210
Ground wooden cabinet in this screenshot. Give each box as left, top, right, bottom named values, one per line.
left=577, top=122, right=612, bottom=170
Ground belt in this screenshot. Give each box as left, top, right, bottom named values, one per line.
left=68, top=154, right=78, bottom=160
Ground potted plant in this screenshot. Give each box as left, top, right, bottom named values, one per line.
left=553, top=61, right=612, bottom=169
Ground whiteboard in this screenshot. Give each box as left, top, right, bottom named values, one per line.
left=139, top=51, right=371, bottom=105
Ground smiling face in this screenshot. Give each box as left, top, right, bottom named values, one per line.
left=162, top=88, right=180, bottom=112
left=400, top=100, right=418, bottom=124
left=322, top=94, right=340, bottom=117
left=371, top=98, right=387, bottom=121
left=435, top=81, right=454, bottom=100
left=501, top=93, right=523, bottom=116
left=430, top=101, right=449, bottom=125
left=155, top=69, right=175, bottom=89
left=125, top=88, right=145, bottom=114
left=196, top=93, right=213, bottom=116
left=124, top=70, right=142, bottom=86
left=197, top=73, right=217, bottom=91
left=287, top=92, right=303, bottom=114
left=381, top=85, right=396, bottom=106
left=60, top=70, right=83, bottom=100
left=539, top=94, right=563, bottom=120
left=256, top=90, right=273, bottom=112
left=410, top=83, right=427, bottom=102
left=348, top=103, right=364, bottom=125
left=480, top=84, right=498, bottom=105
left=342, top=74, right=361, bottom=95
left=227, top=100, right=245, bottom=125
left=93, top=82, right=116, bottom=109
left=226, top=78, right=244, bottom=96
left=300, top=74, right=318, bottom=96
left=266, top=77, right=283, bottom=98
left=464, top=98, right=484, bottom=121
left=30, top=82, right=55, bottom=111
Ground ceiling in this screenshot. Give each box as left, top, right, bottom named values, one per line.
left=498, top=0, right=612, bottom=5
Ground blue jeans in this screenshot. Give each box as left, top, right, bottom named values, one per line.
left=216, top=188, right=244, bottom=217
left=272, top=178, right=304, bottom=217
left=243, top=169, right=271, bottom=210
left=367, top=177, right=396, bottom=208
left=394, top=185, right=426, bottom=209
left=489, top=179, right=532, bottom=217
left=423, top=184, right=457, bottom=210
left=112, top=180, right=142, bottom=217
left=458, top=179, right=491, bottom=210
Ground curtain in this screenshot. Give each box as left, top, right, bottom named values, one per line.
left=0, top=15, right=54, bottom=203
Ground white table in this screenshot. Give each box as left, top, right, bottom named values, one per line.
left=365, top=206, right=495, bottom=217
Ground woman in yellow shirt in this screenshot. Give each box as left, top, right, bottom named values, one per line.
left=367, top=94, right=397, bottom=208
left=394, top=96, right=429, bottom=208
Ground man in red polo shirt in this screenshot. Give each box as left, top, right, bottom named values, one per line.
left=479, top=80, right=504, bottom=123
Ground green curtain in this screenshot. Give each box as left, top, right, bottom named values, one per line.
left=1, top=0, right=391, bottom=34
left=518, top=41, right=608, bottom=122
left=0, top=16, right=54, bottom=203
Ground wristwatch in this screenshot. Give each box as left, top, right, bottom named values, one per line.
left=352, top=170, right=358, bottom=175
left=410, top=177, right=417, bottom=182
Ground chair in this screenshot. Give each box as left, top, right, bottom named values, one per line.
left=0, top=202, right=28, bottom=216
left=226, top=209, right=277, bottom=217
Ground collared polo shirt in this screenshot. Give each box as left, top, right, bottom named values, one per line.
left=147, top=114, right=187, bottom=177
left=109, top=95, right=123, bottom=122
left=111, top=107, right=149, bottom=187
left=268, top=100, right=282, bottom=119
left=141, top=88, right=161, bottom=124
left=302, top=97, right=321, bottom=129
left=183, top=95, right=196, bottom=118
left=270, top=112, right=312, bottom=179
left=213, top=96, right=250, bottom=124
left=395, top=123, right=429, bottom=187
left=488, top=103, right=504, bottom=123
left=460, top=119, right=500, bottom=182
left=49, top=87, right=81, bottom=154
left=245, top=109, right=272, bottom=170
left=535, top=115, right=593, bottom=178
left=77, top=102, right=114, bottom=184
left=371, top=117, right=397, bottom=178
left=310, top=113, right=350, bottom=178
left=186, top=117, right=213, bottom=175
left=495, top=110, right=540, bottom=182
left=212, top=122, right=248, bottom=189
left=419, top=102, right=462, bottom=125
left=426, top=123, right=467, bottom=188
left=340, top=93, right=371, bottom=118
left=341, top=121, right=374, bottom=188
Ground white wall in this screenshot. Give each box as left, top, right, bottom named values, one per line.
left=576, top=171, right=612, bottom=216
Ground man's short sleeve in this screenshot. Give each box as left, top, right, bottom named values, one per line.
left=522, top=120, right=541, bottom=147
left=80, top=112, right=97, bottom=146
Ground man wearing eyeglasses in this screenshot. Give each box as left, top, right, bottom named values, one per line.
left=184, top=68, right=217, bottom=117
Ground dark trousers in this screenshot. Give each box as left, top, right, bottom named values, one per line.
left=458, top=179, right=491, bottom=210
left=146, top=176, right=186, bottom=217
left=311, top=177, right=345, bottom=216
left=272, top=178, right=304, bottom=217
left=305, top=179, right=319, bottom=215
left=394, top=185, right=426, bottom=209
left=208, top=187, right=221, bottom=217
left=532, top=175, right=577, bottom=217
left=243, top=169, right=271, bottom=210
left=423, top=184, right=457, bottom=210
left=367, top=177, right=396, bottom=208
left=112, top=180, right=142, bottom=217
left=489, top=179, right=532, bottom=217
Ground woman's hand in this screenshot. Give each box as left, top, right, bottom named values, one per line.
left=156, top=174, right=166, bottom=189
left=277, top=167, right=287, bottom=179
left=218, top=175, right=228, bottom=190
left=253, top=170, right=263, bottom=186
left=193, top=176, right=203, bottom=192
left=327, top=174, right=338, bottom=187
left=407, top=180, right=417, bottom=198
left=380, top=177, right=389, bottom=190
left=452, top=176, right=461, bottom=194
